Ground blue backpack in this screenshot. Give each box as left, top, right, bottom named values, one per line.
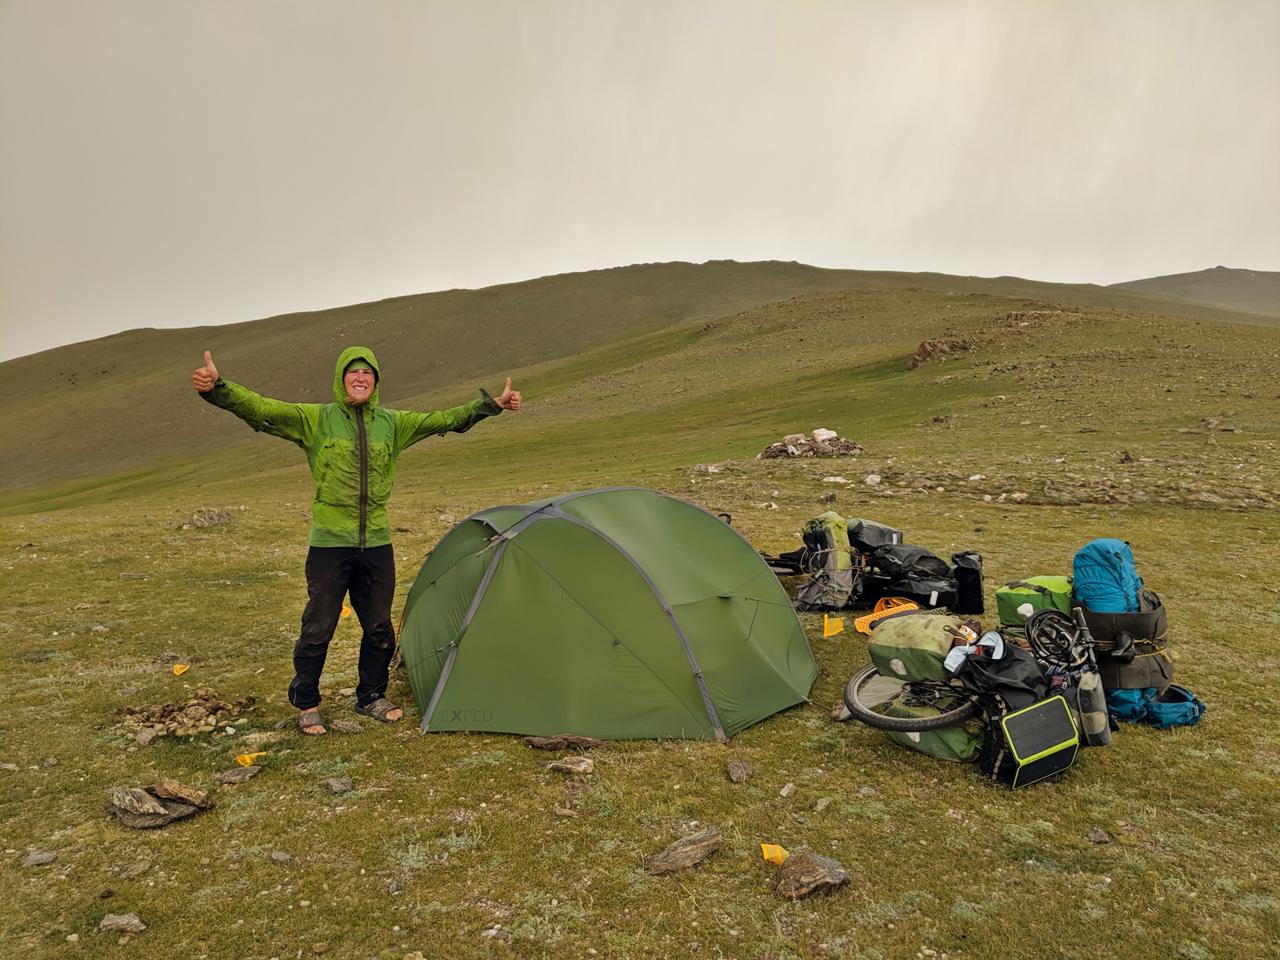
left=1105, top=686, right=1205, bottom=729
left=1073, top=538, right=1143, bottom=613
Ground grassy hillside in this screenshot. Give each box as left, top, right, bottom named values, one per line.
left=2, top=267, right=1279, bottom=959
left=1, top=260, right=1270, bottom=498
left=1110, top=265, right=1280, bottom=318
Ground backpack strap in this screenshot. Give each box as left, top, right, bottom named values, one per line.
left=1007, top=580, right=1051, bottom=595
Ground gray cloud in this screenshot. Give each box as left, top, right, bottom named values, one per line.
left=2, top=0, right=1277, bottom=360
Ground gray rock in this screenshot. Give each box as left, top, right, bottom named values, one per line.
left=779, top=782, right=796, bottom=798
left=547, top=756, right=593, bottom=775
left=726, top=760, right=753, bottom=783
left=831, top=699, right=852, bottom=722
left=775, top=852, right=850, bottom=899
left=271, top=851, right=292, bottom=863
left=119, top=861, right=151, bottom=879
left=1087, top=826, right=1112, bottom=844
left=104, top=787, right=168, bottom=818
left=387, top=880, right=401, bottom=893
left=23, top=850, right=57, bottom=867
left=135, top=728, right=158, bottom=747
left=151, top=779, right=212, bottom=809
left=218, top=765, right=262, bottom=786
left=644, top=827, right=721, bottom=875
left=98, top=913, right=146, bottom=934
left=321, top=777, right=353, bottom=795
left=43, top=756, right=59, bottom=767
left=524, top=734, right=602, bottom=751
left=119, top=573, right=150, bottom=581
left=328, top=719, right=363, bottom=734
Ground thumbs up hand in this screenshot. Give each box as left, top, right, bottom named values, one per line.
left=193, top=350, right=220, bottom=394
left=495, top=376, right=521, bottom=412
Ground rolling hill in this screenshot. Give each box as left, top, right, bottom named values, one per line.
left=1110, top=265, right=1280, bottom=318
left=2, top=259, right=1275, bottom=504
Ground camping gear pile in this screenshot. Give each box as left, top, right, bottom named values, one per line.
left=766, top=513, right=984, bottom=615
left=828, top=527, right=1204, bottom=788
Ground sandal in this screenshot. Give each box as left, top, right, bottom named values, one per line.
left=297, top=709, right=327, bottom=736
left=354, top=697, right=403, bottom=723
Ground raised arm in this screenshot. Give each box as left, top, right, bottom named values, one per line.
left=193, top=351, right=318, bottom=448
left=394, top=378, right=521, bottom=451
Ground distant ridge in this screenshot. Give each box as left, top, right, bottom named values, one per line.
left=2, top=259, right=1275, bottom=497
left=1109, top=266, right=1280, bottom=319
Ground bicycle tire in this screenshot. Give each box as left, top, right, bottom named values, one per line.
left=842, top=662, right=981, bottom=732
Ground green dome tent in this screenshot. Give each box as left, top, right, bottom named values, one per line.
left=399, top=487, right=817, bottom=741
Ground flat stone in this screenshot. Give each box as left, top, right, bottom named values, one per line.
left=831, top=699, right=852, bottom=722
left=321, top=777, right=353, bottom=795
left=726, top=760, right=753, bottom=783
left=98, top=913, right=146, bottom=934
left=1087, top=826, right=1112, bottom=844
left=271, top=851, right=292, bottom=863
left=524, top=734, right=603, bottom=751
left=779, top=782, right=796, bottom=798
left=23, top=850, right=57, bottom=867
left=119, top=573, right=150, bottom=581
left=135, top=728, right=158, bottom=747
left=151, top=779, right=212, bottom=809
left=328, top=719, right=363, bottom=734
left=552, top=805, right=579, bottom=818
left=644, top=827, right=721, bottom=875
left=218, top=765, right=262, bottom=786
left=775, top=852, right=850, bottom=899
left=107, top=797, right=199, bottom=830
left=104, top=787, right=168, bottom=818
left=547, top=757, right=593, bottom=775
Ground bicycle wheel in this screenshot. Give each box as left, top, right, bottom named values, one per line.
left=843, top=662, right=981, bottom=732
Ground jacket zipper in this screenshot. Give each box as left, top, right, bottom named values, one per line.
left=356, top=407, right=368, bottom=549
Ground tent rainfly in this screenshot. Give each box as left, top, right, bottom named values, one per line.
left=399, top=487, right=818, bottom=740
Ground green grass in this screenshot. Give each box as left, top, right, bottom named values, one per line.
left=2, top=272, right=1279, bottom=958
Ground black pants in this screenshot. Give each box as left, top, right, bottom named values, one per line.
left=288, top=545, right=396, bottom=711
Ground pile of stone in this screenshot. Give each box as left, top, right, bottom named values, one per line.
left=105, top=779, right=212, bottom=829
left=758, top=429, right=863, bottom=459
left=909, top=337, right=971, bottom=368
left=120, top=688, right=255, bottom=741
left=178, top=507, right=234, bottom=530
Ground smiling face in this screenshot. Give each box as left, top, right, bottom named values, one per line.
left=343, top=365, right=376, bottom=405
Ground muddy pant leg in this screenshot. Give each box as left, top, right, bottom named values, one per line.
left=350, top=544, right=397, bottom=707
left=288, top=546, right=351, bottom=710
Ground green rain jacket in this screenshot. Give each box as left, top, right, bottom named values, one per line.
left=201, top=346, right=501, bottom=548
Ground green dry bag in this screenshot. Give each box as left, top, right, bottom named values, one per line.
left=995, top=576, right=1072, bottom=627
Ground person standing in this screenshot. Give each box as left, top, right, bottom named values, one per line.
left=193, top=346, right=521, bottom=734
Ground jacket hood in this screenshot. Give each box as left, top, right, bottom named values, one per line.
left=333, top=346, right=381, bottom=407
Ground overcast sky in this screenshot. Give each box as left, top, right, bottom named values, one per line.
left=2, top=1, right=1277, bottom=361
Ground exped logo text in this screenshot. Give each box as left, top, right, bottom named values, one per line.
left=449, top=709, right=494, bottom=722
